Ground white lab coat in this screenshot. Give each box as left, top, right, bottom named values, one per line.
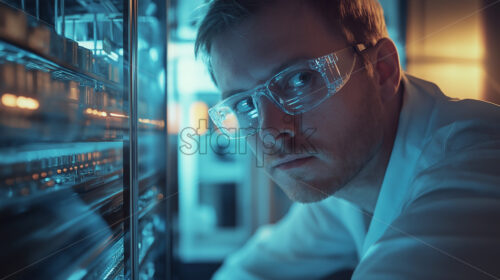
left=212, top=74, right=500, bottom=280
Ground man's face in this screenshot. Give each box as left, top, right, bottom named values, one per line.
left=211, top=1, right=385, bottom=203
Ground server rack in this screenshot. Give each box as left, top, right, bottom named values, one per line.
left=0, top=0, right=171, bottom=279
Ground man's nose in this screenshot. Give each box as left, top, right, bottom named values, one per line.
left=255, top=94, right=296, bottom=146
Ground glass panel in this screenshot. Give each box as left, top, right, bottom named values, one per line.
left=136, top=0, right=168, bottom=279
left=0, top=1, right=128, bottom=279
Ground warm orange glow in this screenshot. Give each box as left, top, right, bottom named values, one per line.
left=40, top=172, right=47, bottom=178
left=57, top=169, right=62, bottom=174
left=32, top=173, right=39, bottom=180
left=16, top=96, right=39, bottom=110
left=110, top=112, right=128, bottom=118
left=139, top=118, right=165, bottom=128
left=406, top=0, right=485, bottom=101
left=222, top=113, right=240, bottom=131
left=85, top=107, right=109, bottom=118
left=407, top=63, right=484, bottom=100
left=167, top=103, right=181, bottom=134
left=189, top=101, right=209, bottom=135
left=1, top=93, right=39, bottom=110
left=63, top=168, right=67, bottom=172
left=1, top=93, right=17, bottom=107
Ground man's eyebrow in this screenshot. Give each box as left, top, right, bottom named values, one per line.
left=221, top=56, right=307, bottom=99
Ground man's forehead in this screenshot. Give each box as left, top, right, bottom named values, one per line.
left=209, top=1, right=346, bottom=95
left=210, top=28, right=291, bottom=96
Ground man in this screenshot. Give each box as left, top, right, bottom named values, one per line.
left=195, top=0, right=500, bottom=279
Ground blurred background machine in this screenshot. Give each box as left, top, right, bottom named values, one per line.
left=0, top=0, right=171, bottom=279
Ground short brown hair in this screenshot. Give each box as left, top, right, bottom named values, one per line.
left=195, top=0, right=388, bottom=78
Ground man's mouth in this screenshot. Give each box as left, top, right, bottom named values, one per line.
left=271, top=155, right=314, bottom=170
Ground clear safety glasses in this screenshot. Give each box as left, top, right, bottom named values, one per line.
left=208, top=44, right=366, bottom=139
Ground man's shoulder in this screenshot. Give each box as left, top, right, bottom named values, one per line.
left=403, top=75, right=500, bottom=203
left=405, top=74, right=500, bottom=161
left=405, top=74, right=500, bottom=133
left=353, top=77, right=500, bottom=280
left=432, top=97, right=500, bottom=133
left=406, top=118, right=500, bottom=209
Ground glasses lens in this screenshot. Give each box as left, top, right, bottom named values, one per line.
left=209, top=47, right=358, bottom=138
left=268, top=68, right=327, bottom=113
left=268, top=47, right=357, bottom=114
left=209, top=93, right=259, bottom=139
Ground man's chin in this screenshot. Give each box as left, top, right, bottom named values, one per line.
left=281, top=184, right=333, bottom=203
left=271, top=172, right=343, bottom=203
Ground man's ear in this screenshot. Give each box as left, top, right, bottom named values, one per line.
left=371, top=38, right=401, bottom=102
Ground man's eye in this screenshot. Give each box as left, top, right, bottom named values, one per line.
left=234, top=97, right=255, bottom=113
left=286, top=71, right=313, bottom=90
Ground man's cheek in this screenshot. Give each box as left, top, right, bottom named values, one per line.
left=295, top=127, right=317, bottom=154
left=246, top=134, right=278, bottom=168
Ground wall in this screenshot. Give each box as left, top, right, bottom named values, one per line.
left=406, top=0, right=498, bottom=104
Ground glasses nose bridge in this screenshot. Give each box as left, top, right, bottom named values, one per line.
left=253, top=87, right=290, bottom=125
left=252, top=84, right=283, bottom=111
left=252, top=85, right=281, bottom=116
left=252, top=85, right=270, bottom=99
left=253, top=91, right=297, bottom=144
